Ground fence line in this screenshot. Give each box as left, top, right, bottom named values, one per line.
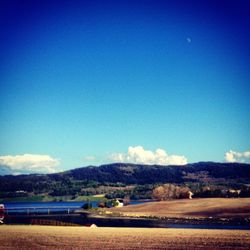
left=4, top=206, right=81, bottom=215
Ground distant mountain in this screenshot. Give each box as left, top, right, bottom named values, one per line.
left=60, top=162, right=250, bottom=184
left=0, top=162, right=250, bottom=196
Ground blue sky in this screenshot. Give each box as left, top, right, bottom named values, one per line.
left=0, top=0, right=249, bottom=174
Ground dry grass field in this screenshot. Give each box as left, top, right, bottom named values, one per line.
left=112, top=198, right=250, bottom=218
left=0, top=225, right=250, bottom=250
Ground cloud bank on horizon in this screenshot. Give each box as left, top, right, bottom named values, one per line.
left=0, top=154, right=60, bottom=175
left=225, top=150, right=250, bottom=163
left=110, top=146, right=188, bottom=165
left=1, top=148, right=250, bottom=175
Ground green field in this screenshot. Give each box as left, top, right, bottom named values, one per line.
left=0, top=194, right=107, bottom=203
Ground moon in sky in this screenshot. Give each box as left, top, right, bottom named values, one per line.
left=186, top=37, right=192, bottom=43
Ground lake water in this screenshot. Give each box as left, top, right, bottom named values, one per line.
left=5, top=201, right=86, bottom=209
left=3, top=200, right=148, bottom=214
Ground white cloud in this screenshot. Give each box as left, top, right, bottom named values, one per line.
left=0, top=154, right=60, bottom=175
left=225, top=150, right=250, bottom=163
left=110, top=146, right=188, bottom=165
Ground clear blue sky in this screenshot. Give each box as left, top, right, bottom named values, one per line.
left=0, top=0, right=249, bottom=173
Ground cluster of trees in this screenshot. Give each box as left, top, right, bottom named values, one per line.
left=105, top=184, right=154, bottom=200
left=81, top=197, right=130, bottom=210
left=193, top=186, right=250, bottom=198
left=0, top=191, right=28, bottom=199
left=151, top=183, right=250, bottom=200
left=97, top=199, right=124, bottom=208
left=152, top=184, right=191, bottom=200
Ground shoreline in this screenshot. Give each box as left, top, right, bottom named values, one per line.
left=4, top=213, right=250, bottom=229
left=88, top=212, right=250, bottom=228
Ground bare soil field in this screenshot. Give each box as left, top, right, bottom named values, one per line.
left=0, top=225, right=250, bottom=250
left=112, top=198, right=250, bottom=219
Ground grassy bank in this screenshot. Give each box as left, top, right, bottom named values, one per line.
left=0, top=195, right=107, bottom=203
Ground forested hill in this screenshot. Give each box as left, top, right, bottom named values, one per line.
left=62, top=162, right=250, bottom=184
left=1, top=162, right=250, bottom=195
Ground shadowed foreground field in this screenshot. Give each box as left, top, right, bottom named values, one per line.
left=0, top=225, right=250, bottom=250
